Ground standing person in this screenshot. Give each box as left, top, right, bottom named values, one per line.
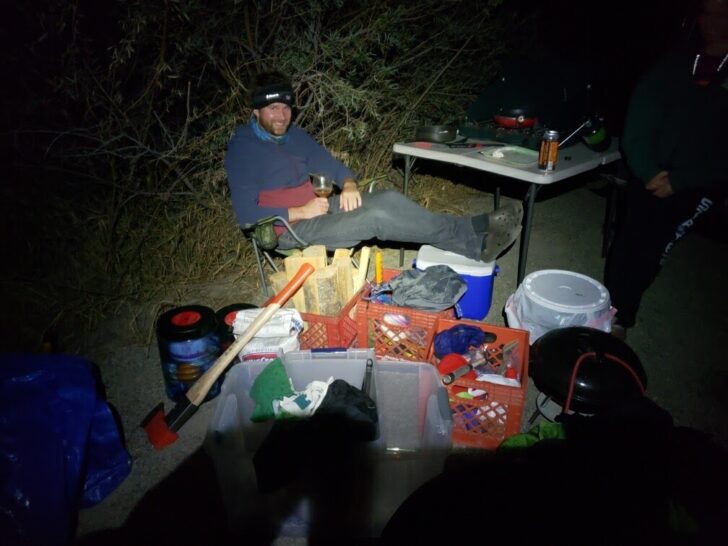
left=605, top=0, right=728, bottom=339
left=225, top=72, right=523, bottom=263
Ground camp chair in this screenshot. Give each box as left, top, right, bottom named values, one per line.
left=244, top=179, right=384, bottom=296
left=244, top=215, right=308, bottom=297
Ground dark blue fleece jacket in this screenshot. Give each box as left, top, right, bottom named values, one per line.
left=225, top=123, right=357, bottom=226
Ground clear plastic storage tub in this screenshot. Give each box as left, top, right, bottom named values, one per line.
left=204, top=349, right=453, bottom=539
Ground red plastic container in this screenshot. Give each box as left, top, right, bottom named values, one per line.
left=356, top=269, right=454, bottom=361
left=299, top=288, right=361, bottom=350
left=429, top=318, right=530, bottom=450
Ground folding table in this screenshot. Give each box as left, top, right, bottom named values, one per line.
left=392, top=139, right=621, bottom=285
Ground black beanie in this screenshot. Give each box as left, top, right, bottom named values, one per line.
left=251, top=82, right=293, bottom=109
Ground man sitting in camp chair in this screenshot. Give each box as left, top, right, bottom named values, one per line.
left=224, top=71, right=523, bottom=262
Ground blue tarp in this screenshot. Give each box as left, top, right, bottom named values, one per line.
left=0, top=353, right=131, bottom=545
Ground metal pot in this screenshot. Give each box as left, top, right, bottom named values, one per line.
left=415, top=125, right=458, bottom=143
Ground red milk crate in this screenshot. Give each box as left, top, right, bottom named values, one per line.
left=299, top=287, right=361, bottom=350
left=356, top=269, right=454, bottom=361
left=429, top=318, right=530, bottom=450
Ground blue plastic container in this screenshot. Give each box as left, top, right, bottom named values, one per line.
left=156, top=305, right=222, bottom=401
left=416, top=245, right=497, bottom=320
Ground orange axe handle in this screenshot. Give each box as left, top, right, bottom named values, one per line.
left=143, top=263, right=314, bottom=449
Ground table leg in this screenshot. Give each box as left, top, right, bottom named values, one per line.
left=517, top=183, right=539, bottom=285
left=400, top=156, right=415, bottom=266
left=403, top=155, right=414, bottom=197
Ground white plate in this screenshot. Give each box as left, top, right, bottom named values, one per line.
left=479, top=146, right=538, bottom=166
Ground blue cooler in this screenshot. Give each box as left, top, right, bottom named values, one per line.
left=415, top=245, right=497, bottom=320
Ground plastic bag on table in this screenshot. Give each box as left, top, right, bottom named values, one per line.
left=0, top=353, right=131, bottom=546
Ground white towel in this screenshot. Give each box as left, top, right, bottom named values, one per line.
left=232, top=308, right=304, bottom=360
left=273, top=378, right=334, bottom=418
left=232, top=308, right=304, bottom=338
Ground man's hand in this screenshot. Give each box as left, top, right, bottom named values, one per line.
left=289, top=197, right=329, bottom=221
left=340, top=178, right=362, bottom=212
left=646, top=170, right=673, bottom=198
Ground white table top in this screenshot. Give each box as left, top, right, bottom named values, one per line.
left=393, top=139, right=621, bottom=184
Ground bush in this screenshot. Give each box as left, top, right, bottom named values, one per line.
left=4, top=0, right=518, bottom=350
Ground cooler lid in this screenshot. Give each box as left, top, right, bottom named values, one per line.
left=416, top=245, right=495, bottom=276
left=522, top=269, right=610, bottom=313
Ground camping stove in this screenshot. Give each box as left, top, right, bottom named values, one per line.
left=459, top=121, right=545, bottom=150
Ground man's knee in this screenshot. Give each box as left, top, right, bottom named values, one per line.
left=361, top=205, right=395, bottom=225
left=365, top=190, right=410, bottom=210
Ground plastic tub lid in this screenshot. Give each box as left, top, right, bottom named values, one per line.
left=416, top=245, right=495, bottom=276
left=522, top=269, right=610, bottom=313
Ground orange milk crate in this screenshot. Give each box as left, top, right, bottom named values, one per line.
left=299, top=287, right=361, bottom=350
left=356, top=269, right=454, bottom=361
left=428, top=318, right=530, bottom=450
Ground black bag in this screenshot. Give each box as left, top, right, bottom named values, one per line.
left=253, top=379, right=378, bottom=493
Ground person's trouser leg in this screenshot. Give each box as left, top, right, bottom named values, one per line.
left=277, top=190, right=482, bottom=260
left=605, top=181, right=718, bottom=328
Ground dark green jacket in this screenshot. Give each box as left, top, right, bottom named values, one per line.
left=622, top=51, right=728, bottom=192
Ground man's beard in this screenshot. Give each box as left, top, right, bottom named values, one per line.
left=259, top=117, right=290, bottom=136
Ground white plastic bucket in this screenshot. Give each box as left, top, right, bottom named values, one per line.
left=505, top=269, right=615, bottom=343
left=416, top=245, right=497, bottom=320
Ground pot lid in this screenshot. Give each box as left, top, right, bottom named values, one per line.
left=522, top=270, right=610, bottom=313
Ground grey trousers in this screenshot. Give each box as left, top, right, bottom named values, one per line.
left=277, top=190, right=482, bottom=260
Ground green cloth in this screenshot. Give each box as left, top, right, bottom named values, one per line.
left=249, top=358, right=295, bottom=423
left=498, top=421, right=566, bottom=450
left=622, top=50, right=728, bottom=193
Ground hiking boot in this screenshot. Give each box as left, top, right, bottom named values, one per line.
left=480, top=203, right=524, bottom=262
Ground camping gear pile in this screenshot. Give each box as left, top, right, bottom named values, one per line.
left=3, top=239, right=667, bottom=542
